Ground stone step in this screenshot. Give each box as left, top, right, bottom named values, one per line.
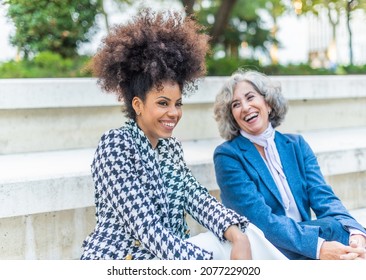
left=1, top=76, right=366, bottom=154
left=349, top=208, right=366, bottom=228
left=1, top=126, right=366, bottom=219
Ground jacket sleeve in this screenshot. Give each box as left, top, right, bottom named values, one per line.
left=92, top=130, right=214, bottom=260
left=298, top=135, right=366, bottom=233
left=173, top=139, right=249, bottom=241
left=213, top=141, right=320, bottom=259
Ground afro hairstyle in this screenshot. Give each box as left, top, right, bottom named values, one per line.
left=92, top=8, right=210, bottom=119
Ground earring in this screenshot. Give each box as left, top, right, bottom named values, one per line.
left=268, top=110, right=271, bottom=115
left=136, top=111, right=141, bottom=116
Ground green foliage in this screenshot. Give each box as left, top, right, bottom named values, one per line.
left=2, top=53, right=366, bottom=78
left=192, top=0, right=274, bottom=58
left=207, top=57, right=261, bottom=76
left=206, top=57, right=366, bottom=76
left=0, top=52, right=92, bottom=78
left=5, top=0, right=100, bottom=58
left=340, top=64, right=366, bottom=74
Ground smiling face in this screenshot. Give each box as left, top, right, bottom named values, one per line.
left=133, top=81, right=183, bottom=148
left=231, top=81, right=271, bottom=136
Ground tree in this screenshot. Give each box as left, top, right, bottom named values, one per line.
left=180, top=0, right=275, bottom=60
left=5, top=0, right=100, bottom=58
left=298, top=0, right=366, bottom=65
left=264, top=0, right=289, bottom=64
left=181, top=0, right=195, bottom=15
left=97, top=0, right=132, bottom=32
left=345, top=0, right=366, bottom=65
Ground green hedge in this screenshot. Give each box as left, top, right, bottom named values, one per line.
left=206, top=57, right=366, bottom=76
left=0, top=52, right=92, bottom=78
left=2, top=53, right=366, bottom=78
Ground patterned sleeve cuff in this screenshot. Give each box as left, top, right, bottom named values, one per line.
left=219, top=210, right=250, bottom=242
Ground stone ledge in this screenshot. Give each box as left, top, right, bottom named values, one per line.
left=1, top=127, right=366, bottom=218
left=1, top=75, right=366, bottom=109
left=349, top=208, right=366, bottom=228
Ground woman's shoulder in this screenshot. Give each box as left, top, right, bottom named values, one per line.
left=276, top=131, right=306, bottom=143
left=97, top=126, right=134, bottom=148
left=276, top=132, right=313, bottom=153
left=214, top=136, right=243, bottom=155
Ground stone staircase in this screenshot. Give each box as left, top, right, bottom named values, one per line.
left=0, top=76, right=365, bottom=259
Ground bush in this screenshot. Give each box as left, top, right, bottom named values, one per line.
left=0, top=52, right=92, bottom=78
left=206, top=57, right=262, bottom=76
left=2, top=54, right=366, bottom=78
left=206, top=57, right=366, bottom=76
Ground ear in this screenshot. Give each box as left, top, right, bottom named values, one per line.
left=266, top=104, right=272, bottom=115
left=132, top=97, right=143, bottom=116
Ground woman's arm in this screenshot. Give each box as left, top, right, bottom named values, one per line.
left=173, top=137, right=249, bottom=242
left=299, top=135, right=366, bottom=233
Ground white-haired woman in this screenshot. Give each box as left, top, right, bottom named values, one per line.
left=213, top=69, right=366, bottom=260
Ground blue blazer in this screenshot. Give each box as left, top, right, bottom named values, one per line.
left=214, top=132, right=366, bottom=259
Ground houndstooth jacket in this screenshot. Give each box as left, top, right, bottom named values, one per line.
left=80, top=120, right=248, bottom=260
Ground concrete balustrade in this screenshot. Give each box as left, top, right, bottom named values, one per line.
left=0, top=76, right=365, bottom=259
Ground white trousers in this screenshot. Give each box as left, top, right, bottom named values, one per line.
left=187, top=223, right=288, bottom=260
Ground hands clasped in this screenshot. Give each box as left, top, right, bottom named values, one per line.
left=320, top=234, right=366, bottom=260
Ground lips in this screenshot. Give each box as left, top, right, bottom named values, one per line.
left=244, top=112, right=258, bottom=122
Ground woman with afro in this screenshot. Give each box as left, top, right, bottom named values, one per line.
left=80, top=9, right=286, bottom=260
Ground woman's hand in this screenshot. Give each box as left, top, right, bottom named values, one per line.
left=224, top=225, right=252, bottom=260
left=320, top=240, right=366, bottom=260
left=343, top=234, right=366, bottom=260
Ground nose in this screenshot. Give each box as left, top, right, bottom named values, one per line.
left=242, top=101, right=251, bottom=112
left=167, top=105, right=179, bottom=118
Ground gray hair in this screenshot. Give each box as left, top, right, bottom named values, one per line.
left=214, top=69, right=288, bottom=140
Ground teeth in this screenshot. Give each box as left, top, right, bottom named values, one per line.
left=162, top=122, right=175, bottom=127
left=244, top=113, right=258, bottom=122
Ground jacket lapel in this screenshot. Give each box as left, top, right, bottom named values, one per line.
left=235, top=135, right=284, bottom=206
left=274, top=132, right=307, bottom=219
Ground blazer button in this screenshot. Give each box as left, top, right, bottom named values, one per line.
left=134, top=240, right=141, bottom=247
left=125, top=254, right=133, bottom=260
left=185, top=229, right=190, bottom=235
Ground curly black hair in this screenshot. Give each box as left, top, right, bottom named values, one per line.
left=92, top=9, right=210, bottom=119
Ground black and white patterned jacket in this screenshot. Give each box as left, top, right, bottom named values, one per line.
left=81, top=120, right=248, bottom=260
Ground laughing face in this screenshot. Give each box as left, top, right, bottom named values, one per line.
left=231, top=81, right=271, bottom=136
left=133, top=81, right=183, bottom=148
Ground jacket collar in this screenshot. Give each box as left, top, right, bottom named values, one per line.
left=234, top=132, right=306, bottom=217
left=234, top=134, right=284, bottom=206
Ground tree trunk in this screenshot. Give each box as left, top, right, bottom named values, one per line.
left=326, top=8, right=339, bottom=65
left=181, top=0, right=195, bottom=16
left=346, top=0, right=354, bottom=65
left=99, top=0, right=110, bottom=32
left=210, top=0, right=238, bottom=45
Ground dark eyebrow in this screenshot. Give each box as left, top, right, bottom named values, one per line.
left=156, top=96, right=182, bottom=102
left=156, top=96, right=171, bottom=101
